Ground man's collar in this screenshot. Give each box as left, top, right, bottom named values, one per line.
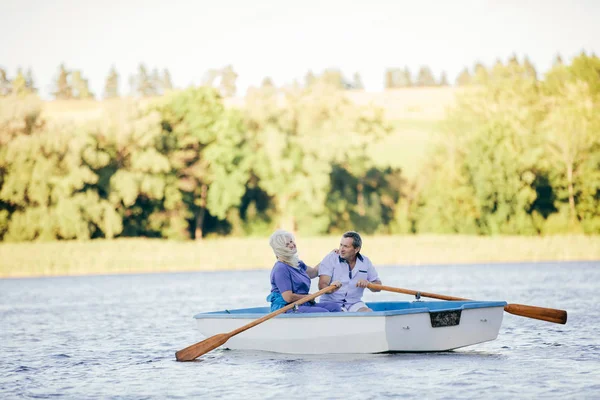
left=338, top=253, right=363, bottom=263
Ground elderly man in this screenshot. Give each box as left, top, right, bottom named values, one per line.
left=318, top=231, right=381, bottom=312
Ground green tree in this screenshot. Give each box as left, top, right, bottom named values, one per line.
left=261, top=77, right=275, bottom=88
left=93, top=100, right=171, bottom=238
left=203, top=65, right=238, bottom=97
left=0, top=104, right=120, bottom=240
left=473, top=62, right=489, bottom=83
left=523, top=56, right=537, bottom=80
left=245, top=81, right=391, bottom=233
left=11, top=68, right=28, bottom=96
left=0, top=68, right=11, bottom=96
left=542, top=68, right=600, bottom=231
left=162, top=68, right=173, bottom=92
left=53, top=64, right=72, bottom=99
left=71, top=70, right=93, bottom=99
left=455, top=67, right=471, bottom=86
left=304, top=70, right=316, bottom=88
left=438, top=71, right=449, bottom=86
left=0, top=95, right=45, bottom=238
left=320, top=69, right=347, bottom=89
left=416, top=60, right=545, bottom=234
left=326, top=165, right=405, bottom=234
left=104, top=66, right=119, bottom=98
left=553, top=53, right=564, bottom=67
left=133, top=64, right=155, bottom=97
left=352, top=72, right=364, bottom=90
left=415, top=66, right=436, bottom=87
left=384, top=67, right=411, bottom=88
left=158, top=87, right=251, bottom=239
left=24, top=68, right=36, bottom=94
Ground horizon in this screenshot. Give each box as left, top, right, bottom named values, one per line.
left=2, top=0, right=599, bottom=99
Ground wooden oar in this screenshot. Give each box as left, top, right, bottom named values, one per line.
left=367, top=283, right=567, bottom=325
left=175, top=284, right=338, bottom=361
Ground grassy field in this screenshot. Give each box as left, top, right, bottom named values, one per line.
left=41, top=87, right=458, bottom=121
left=1, top=235, right=598, bottom=278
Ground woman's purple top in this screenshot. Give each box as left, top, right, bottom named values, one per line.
left=270, top=260, right=311, bottom=295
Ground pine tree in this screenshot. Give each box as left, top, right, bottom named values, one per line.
left=261, top=77, right=275, bottom=88
left=136, top=64, right=153, bottom=97
left=104, top=66, right=119, bottom=98
left=438, top=71, right=449, bottom=86
left=25, top=68, right=36, bottom=94
left=0, top=68, right=11, bottom=96
left=162, top=68, right=173, bottom=92
left=219, top=65, right=238, bottom=97
left=416, top=66, right=436, bottom=87
left=473, top=62, right=488, bottom=83
left=151, top=68, right=161, bottom=95
left=402, top=67, right=412, bottom=87
left=384, top=68, right=411, bottom=89
left=53, top=64, right=72, bottom=99
left=71, top=70, right=93, bottom=99
left=523, top=56, right=537, bottom=80
left=384, top=69, right=394, bottom=89
left=304, top=70, right=316, bottom=88
left=352, top=72, right=364, bottom=90
left=455, top=67, right=471, bottom=86
left=12, top=68, right=28, bottom=96
left=553, top=53, right=564, bottom=66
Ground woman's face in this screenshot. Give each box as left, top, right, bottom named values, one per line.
left=285, top=238, right=297, bottom=251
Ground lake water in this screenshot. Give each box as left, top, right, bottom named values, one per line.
left=1, top=261, right=599, bottom=399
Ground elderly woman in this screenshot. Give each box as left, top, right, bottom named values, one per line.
left=267, top=229, right=342, bottom=313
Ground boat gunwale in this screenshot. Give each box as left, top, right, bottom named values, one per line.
left=193, top=300, right=507, bottom=319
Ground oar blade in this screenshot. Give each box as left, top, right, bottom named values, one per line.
left=175, top=333, right=230, bottom=362
left=504, top=303, right=567, bottom=325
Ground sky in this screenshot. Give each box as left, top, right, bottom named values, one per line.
left=1, top=0, right=599, bottom=99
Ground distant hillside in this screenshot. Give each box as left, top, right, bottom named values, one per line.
left=41, top=87, right=460, bottom=178
left=42, top=87, right=459, bottom=122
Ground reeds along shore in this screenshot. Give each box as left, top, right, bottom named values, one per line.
left=1, top=234, right=598, bottom=278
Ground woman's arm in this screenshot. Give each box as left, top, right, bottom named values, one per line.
left=306, top=249, right=339, bottom=279
left=281, top=290, right=311, bottom=303
left=306, top=264, right=319, bottom=279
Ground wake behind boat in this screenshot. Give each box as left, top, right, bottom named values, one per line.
left=193, top=300, right=507, bottom=354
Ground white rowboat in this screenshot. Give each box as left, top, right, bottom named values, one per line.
left=193, top=300, right=507, bottom=354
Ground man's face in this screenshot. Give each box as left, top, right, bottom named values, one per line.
left=339, top=237, right=359, bottom=260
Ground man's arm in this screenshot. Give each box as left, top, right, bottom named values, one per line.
left=368, top=279, right=382, bottom=292
left=318, top=275, right=331, bottom=290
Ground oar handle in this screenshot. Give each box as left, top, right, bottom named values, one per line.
left=504, top=303, right=567, bottom=325
left=368, top=283, right=568, bottom=325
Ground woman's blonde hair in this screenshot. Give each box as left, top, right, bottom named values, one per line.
left=269, top=229, right=299, bottom=268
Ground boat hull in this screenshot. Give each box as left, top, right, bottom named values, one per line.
left=194, top=301, right=506, bottom=354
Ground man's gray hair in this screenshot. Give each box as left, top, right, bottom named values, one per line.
left=269, top=229, right=300, bottom=268
left=342, top=231, right=362, bottom=249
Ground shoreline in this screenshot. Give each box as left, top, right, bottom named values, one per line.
left=1, top=234, right=599, bottom=279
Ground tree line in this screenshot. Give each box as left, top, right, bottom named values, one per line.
left=2, top=56, right=543, bottom=100
left=0, top=52, right=598, bottom=241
